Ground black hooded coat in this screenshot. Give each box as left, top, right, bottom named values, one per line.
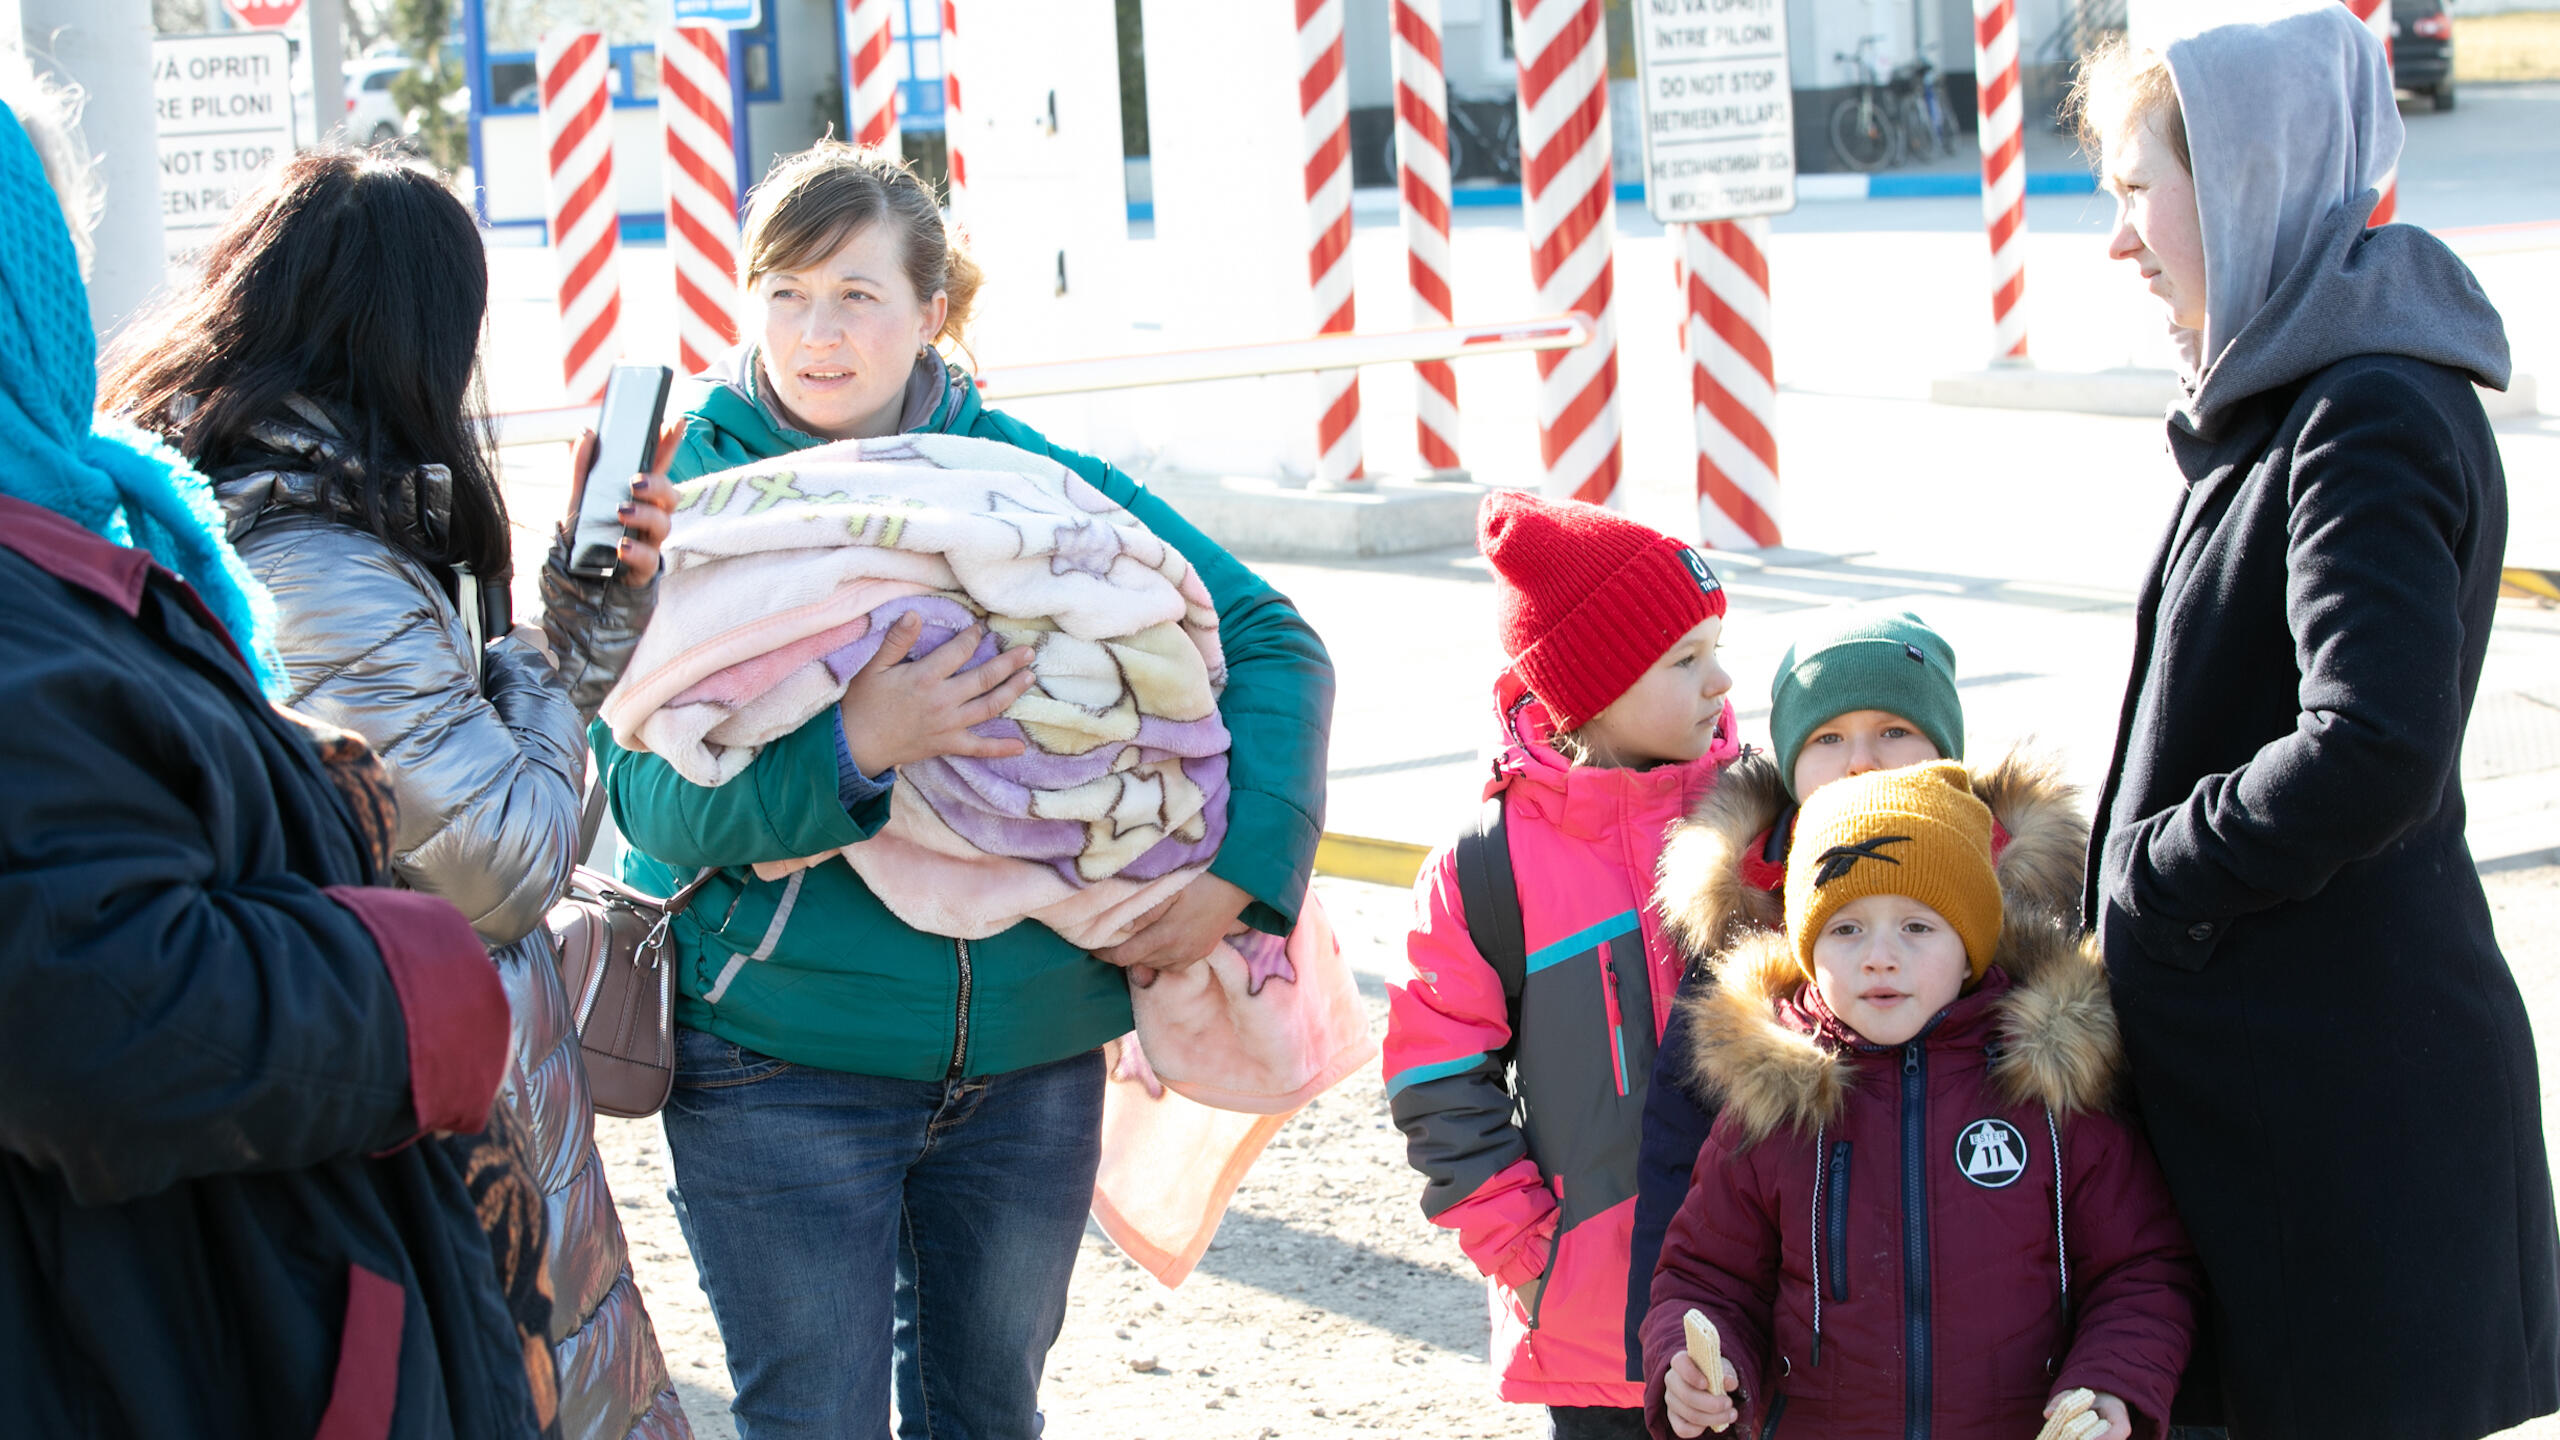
left=2087, top=188, right=2560, bottom=1440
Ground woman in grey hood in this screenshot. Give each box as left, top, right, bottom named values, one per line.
left=2074, top=5, right=2559, bottom=1438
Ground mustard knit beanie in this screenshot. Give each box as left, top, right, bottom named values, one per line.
left=1786, top=761, right=2004, bottom=984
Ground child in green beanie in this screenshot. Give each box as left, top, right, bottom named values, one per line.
left=1623, top=610, right=2095, bottom=1357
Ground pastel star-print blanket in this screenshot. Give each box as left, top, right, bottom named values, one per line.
left=600, top=432, right=1234, bottom=948
left=601, top=435, right=1373, bottom=1165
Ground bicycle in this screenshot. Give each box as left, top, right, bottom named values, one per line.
left=1379, top=89, right=1523, bottom=186
left=1829, top=36, right=1903, bottom=173
left=1889, top=56, right=1955, bottom=161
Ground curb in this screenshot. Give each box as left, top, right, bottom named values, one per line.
left=2506, top=568, right=2560, bottom=603
left=1132, top=172, right=2099, bottom=223
left=1314, top=832, right=1432, bottom=889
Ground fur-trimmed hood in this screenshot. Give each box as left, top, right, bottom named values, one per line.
left=1681, top=911, right=2122, bottom=1147
left=1654, top=745, right=2087, bottom=964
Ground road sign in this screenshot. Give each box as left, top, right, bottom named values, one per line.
left=154, top=31, right=296, bottom=269
left=223, top=0, right=305, bottom=26
left=1632, top=0, right=1797, bottom=224
left=671, top=0, right=761, bottom=28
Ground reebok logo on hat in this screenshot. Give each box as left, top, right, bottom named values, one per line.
left=1812, top=834, right=1910, bottom=886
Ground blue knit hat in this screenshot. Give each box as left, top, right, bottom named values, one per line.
left=0, top=101, right=283, bottom=694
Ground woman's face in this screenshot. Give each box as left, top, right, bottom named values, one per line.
left=2102, top=107, right=2207, bottom=334
left=756, top=222, right=947, bottom=442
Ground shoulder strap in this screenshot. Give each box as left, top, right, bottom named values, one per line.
left=578, top=772, right=610, bottom=865
left=1453, top=793, right=1526, bottom=1002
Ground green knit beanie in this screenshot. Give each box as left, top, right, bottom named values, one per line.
left=1768, top=611, right=1963, bottom=799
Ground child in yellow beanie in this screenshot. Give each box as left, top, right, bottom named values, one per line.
left=1638, top=763, right=2199, bottom=1440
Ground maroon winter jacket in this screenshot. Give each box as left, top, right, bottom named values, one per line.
left=1640, top=920, right=2197, bottom=1440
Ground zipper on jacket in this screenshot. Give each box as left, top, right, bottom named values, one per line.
left=1600, top=948, right=1629, bottom=1097
left=1826, top=1140, right=1852, bottom=1301
left=948, top=938, right=973, bottom=1078
left=1901, top=1042, right=1932, bottom=1440
left=1757, top=1391, right=1788, bottom=1440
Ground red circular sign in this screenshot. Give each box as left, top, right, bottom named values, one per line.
left=223, top=0, right=305, bottom=27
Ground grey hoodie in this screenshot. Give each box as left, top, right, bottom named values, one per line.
left=2160, top=0, right=2510, bottom=440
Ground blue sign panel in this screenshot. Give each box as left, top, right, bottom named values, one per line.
left=672, top=0, right=759, bottom=28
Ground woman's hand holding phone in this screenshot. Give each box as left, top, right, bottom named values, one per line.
left=565, top=421, right=685, bottom=586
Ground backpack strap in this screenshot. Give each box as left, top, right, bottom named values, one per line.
left=1452, top=792, right=1526, bottom=1005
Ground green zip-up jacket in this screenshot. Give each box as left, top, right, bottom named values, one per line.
left=595, top=347, right=1334, bottom=1080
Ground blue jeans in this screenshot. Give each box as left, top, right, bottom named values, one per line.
left=662, top=1027, right=1104, bottom=1440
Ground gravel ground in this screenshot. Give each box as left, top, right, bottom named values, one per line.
left=599, top=863, right=2560, bottom=1440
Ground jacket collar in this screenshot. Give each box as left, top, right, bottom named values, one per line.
left=1680, top=906, right=2123, bottom=1146
left=209, top=396, right=453, bottom=551
left=1657, top=746, right=2089, bottom=966
left=1488, top=683, right=1739, bottom=842
left=0, top=492, right=151, bottom=614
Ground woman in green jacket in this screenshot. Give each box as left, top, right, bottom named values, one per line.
left=598, top=143, right=1334, bottom=1440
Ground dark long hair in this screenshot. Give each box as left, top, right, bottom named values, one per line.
left=101, top=151, right=509, bottom=579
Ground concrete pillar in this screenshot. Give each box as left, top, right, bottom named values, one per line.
left=306, top=0, right=346, bottom=144
left=22, top=0, right=166, bottom=338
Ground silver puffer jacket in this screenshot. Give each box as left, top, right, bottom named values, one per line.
left=217, top=407, right=690, bottom=1440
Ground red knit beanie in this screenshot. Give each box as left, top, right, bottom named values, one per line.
left=1478, top=490, right=1728, bottom=731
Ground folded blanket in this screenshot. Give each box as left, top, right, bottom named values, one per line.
left=599, top=434, right=1373, bottom=1271
left=600, top=433, right=1231, bottom=946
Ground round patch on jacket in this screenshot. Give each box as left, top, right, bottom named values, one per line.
left=1956, top=1117, right=2028, bottom=1188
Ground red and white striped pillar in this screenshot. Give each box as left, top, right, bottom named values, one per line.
left=1300, top=0, right=1363, bottom=486
left=1391, top=0, right=1459, bottom=474
left=1679, top=220, right=1779, bottom=549
left=538, top=29, right=622, bottom=403
left=844, top=0, right=900, bottom=149
left=1971, top=0, right=2030, bottom=364
left=942, top=0, right=968, bottom=206
left=661, top=27, right=742, bottom=376
left=1510, top=0, right=1622, bottom=506
left=2344, top=0, right=2398, bottom=222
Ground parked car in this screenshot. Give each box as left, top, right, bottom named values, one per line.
left=2392, top=0, right=2456, bottom=111
left=346, top=57, right=410, bottom=144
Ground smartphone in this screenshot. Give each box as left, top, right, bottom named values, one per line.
left=568, top=363, right=675, bottom=578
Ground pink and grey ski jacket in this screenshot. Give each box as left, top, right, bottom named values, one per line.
left=1385, top=683, right=1738, bottom=1406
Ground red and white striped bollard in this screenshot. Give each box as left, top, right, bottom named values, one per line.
left=1510, top=0, right=1622, bottom=506
left=1300, top=0, right=1362, bottom=486
left=2344, top=0, right=2398, bottom=222
left=537, top=29, right=622, bottom=403
left=661, top=27, right=742, bottom=376
left=1679, top=219, right=1779, bottom=549
left=942, top=0, right=968, bottom=205
left=1972, top=0, right=2030, bottom=364
left=844, top=0, right=900, bottom=149
left=1391, top=0, right=1459, bottom=474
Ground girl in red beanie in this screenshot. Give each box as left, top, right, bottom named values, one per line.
left=1384, top=490, right=1741, bottom=1440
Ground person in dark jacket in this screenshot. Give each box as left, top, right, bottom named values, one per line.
left=1642, top=763, right=2196, bottom=1440
left=2074, top=10, right=2560, bottom=1439
left=101, top=151, right=693, bottom=1440
left=0, top=82, right=545, bottom=1439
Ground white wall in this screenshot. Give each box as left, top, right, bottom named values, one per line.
left=747, top=0, right=837, bottom=185
left=481, top=105, right=667, bottom=225
left=951, top=0, right=1129, bottom=368
left=1133, top=0, right=1330, bottom=482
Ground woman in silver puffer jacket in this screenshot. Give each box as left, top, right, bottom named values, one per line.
left=102, top=153, right=691, bottom=1440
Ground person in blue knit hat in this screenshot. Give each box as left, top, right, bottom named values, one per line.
left=0, top=65, right=555, bottom=1438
